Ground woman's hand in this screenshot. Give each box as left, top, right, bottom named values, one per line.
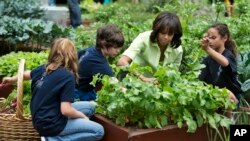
left=139, top=75, right=154, bottom=82
left=139, top=75, right=159, bottom=85
left=121, top=87, right=127, bottom=93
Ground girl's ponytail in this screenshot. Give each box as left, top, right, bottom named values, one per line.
left=225, top=37, right=237, bottom=57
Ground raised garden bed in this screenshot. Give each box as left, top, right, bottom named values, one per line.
left=92, top=114, right=220, bottom=141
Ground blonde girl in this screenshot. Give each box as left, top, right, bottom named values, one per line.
left=2, top=38, right=104, bottom=141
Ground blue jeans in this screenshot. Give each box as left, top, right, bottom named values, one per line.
left=46, top=102, right=104, bottom=141
left=67, top=0, right=81, bottom=28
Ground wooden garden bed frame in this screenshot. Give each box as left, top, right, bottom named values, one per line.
left=92, top=107, right=250, bottom=141
left=92, top=114, right=214, bottom=141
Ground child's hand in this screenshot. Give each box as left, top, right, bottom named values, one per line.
left=200, top=33, right=210, bottom=52
left=80, top=113, right=89, bottom=120
left=227, top=90, right=239, bottom=104
left=82, top=114, right=89, bottom=120
left=1, top=76, right=17, bottom=85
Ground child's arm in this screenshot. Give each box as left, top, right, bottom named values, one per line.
left=204, top=47, right=229, bottom=67
left=60, top=102, right=89, bottom=119
left=200, top=36, right=229, bottom=67
left=1, top=70, right=31, bottom=85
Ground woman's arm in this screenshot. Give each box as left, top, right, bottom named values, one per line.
left=117, top=57, right=157, bottom=83
left=117, top=55, right=132, bottom=66
left=61, top=102, right=89, bottom=119
left=117, top=32, right=147, bottom=66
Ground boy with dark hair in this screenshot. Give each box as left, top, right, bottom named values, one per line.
left=74, top=24, right=124, bottom=101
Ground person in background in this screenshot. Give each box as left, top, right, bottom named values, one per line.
left=48, top=0, right=56, bottom=6
left=74, top=24, right=124, bottom=101
left=225, top=0, right=234, bottom=16
left=67, top=0, right=81, bottom=28
left=209, top=0, right=235, bottom=16
left=117, top=11, right=183, bottom=83
left=199, top=23, right=240, bottom=104
left=1, top=38, right=104, bottom=141
left=94, top=0, right=111, bottom=5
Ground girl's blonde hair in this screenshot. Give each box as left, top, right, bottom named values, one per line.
left=46, top=38, right=79, bottom=81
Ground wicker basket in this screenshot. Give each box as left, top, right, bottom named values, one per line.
left=0, top=59, right=40, bottom=140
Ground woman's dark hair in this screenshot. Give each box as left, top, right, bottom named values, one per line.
left=150, top=11, right=182, bottom=49
left=209, top=23, right=237, bottom=56
left=96, top=24, right=124, bottom=50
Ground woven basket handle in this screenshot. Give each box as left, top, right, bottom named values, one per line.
left=16, top=59, right=25, bottom=119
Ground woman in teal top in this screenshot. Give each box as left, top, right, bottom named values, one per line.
left=117, top=11, right=183, bottom=82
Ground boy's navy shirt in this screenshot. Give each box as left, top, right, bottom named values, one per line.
left=199, top=49, right=242, bottom=97
left=30, top=65, right=75, bottom=136
left=76, top=46, right=114, bottom=92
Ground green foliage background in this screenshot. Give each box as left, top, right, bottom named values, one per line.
left=1, top=0, right=250, bottom=132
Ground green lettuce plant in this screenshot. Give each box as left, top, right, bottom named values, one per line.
left=93, top=64, right=235, bottom=133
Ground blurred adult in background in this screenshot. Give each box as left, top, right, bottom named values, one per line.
left=225, top=0, right=234, bottom=16
left=67, top=0, right=81, bottom=28
left=48, top=0, right=56, bottom=6
left=94, top=0, right=111, bottom=5
left=209, top=0, right=235, bottom=16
